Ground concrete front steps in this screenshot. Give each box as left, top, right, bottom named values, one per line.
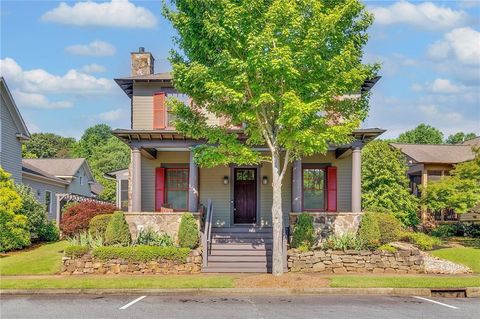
left=202, top=227, right=273, bottom=273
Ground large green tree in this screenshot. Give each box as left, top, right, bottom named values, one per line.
left=164, top=0, right=377, bottom=275
left=423, top=151, right=480, bottom=214
left=73, top=124, right=113, bottom=159
left=445, top=132, right=477, bottom=144
left=23, top=133, right=76, bottom=158
left=362, top=141, right=419, bottom=226
left=397, top=123, right=443, bottom=144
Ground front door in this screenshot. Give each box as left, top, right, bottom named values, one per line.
left=233, top=168, right=257, bottom=224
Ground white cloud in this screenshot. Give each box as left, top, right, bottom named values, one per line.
left=98, top=108, right=127, bottom=122
left=41, top=0, right=157, bottom=28
left=66, top=41, right=116, bottom=56
left=0, top=57, right=113, bottom=94
left=427, top=27, right=480, bottom=66
left=430, top=78, right=464, bottom=94
left=13, top=90, right=73, bottom=109
left=81, top=63, right=107, bottom=74
left=369, top=1, right=468, bottom=31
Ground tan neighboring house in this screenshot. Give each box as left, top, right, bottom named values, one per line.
left=1, top=77, right=103, bottom=223
left=392, top=140, right=480, bottom=224
left=112, top=47, right=384, bottom=273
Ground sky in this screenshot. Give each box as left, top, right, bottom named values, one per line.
left=0, top=0, right=479, bottom=140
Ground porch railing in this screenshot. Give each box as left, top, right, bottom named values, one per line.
left=202, top=199, right=213, bottom=268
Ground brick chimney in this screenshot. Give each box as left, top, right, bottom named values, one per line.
left=131, top=47, right=154, bottom=76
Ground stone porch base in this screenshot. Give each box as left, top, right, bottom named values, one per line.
left=289, top=212, right=362, bottom=239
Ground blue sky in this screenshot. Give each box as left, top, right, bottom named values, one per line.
left=1, top=0, right=479, bottom=139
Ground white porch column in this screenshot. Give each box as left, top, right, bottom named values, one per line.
left=131, top=147, right=142, bottom=212
left=351, top=145, right=362, bottom=213
left=188, top=150, right=199, bottom=212
left=292, top=159, right=302, bottom=212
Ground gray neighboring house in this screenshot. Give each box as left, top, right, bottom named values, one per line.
left=22, top=158, right=101, bottom=221
left=0, top=77, right=30, bottom=183
left=105, top=168, right=129, bottom=211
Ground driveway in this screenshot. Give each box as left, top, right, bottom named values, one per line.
left=1, top=294, right=479, bottom=319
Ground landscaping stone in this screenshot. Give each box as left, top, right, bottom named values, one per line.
left=288, top=247, right=425, bottom=273
left=422, top=253, right=472, bottom=274
left=61, top=248, right=202, bottom=275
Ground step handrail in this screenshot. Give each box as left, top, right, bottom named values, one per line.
left=202, top=199, right=213, bottom=268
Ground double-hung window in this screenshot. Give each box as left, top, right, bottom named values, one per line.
left=301, top=165, right=337, bottom=212
left=155, top=167, right=189, bottom=211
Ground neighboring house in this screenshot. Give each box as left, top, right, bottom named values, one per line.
left=0, top=77, right=30, bottom=183
left=105, top=168, right=129, bottom=211
left=112, top=48, right=384, bottom=273
left=392, top=140, right=480, bottom=224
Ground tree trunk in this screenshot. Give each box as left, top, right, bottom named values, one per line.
left=271, top=150, right=284, bottom=276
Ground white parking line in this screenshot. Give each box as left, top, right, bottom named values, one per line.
left=413, top=296, right=459, bottom=309
left=119, top=296, right=147, bottom=310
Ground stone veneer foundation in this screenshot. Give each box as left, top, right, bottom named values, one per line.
left=289, top=212, right=362, bottom=239
left=288, top=248, right=424, bottom=274
left=61, top=248, right=202, bottom=275
left=125, top=212, right=201, bottom=242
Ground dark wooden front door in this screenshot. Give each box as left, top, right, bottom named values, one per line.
left=234, top=168, right=257, bottom=224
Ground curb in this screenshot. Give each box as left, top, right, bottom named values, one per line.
left=0, top=287, right=440, bottom=297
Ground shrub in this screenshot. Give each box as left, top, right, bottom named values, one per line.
left=135, top=228, right=174, bottom=247
left=322, top=232, right=363, bottom=251
left=38, top=221, right=60, bottom=242
left=93, top=246, right=191, bottom=262
left=430, top=224, right=463, bottom=238
left=88, top=214, right=112, bottom=238
left=358, top=212, right=381, bottom=249
left=68, top=231, right=104, bottom=248
left=64, top=245, right=90, bottom=258
left=104, top=212, right=131, bottom=246
left=60, top=201, right=116, bottom=236
left=374, top=212, right=403, bottom=244
left=291, top=213, right=316, bottom=249
left=178, top=213, right=199, bottom=249
left=0, top=167, right=30, bottom=252
left=464, top=223, right=480, bottom=238
left=378, top=244, right=397, bottom=253
left=401, top=232, right=442, bottom=250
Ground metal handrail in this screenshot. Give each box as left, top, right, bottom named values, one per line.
left=202, top=199, right=213, bottom=268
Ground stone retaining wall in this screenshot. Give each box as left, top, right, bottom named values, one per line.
left=288, top=248, right=424, bottom=274
left=61, top=249, right=202, bottom=275
left=125, top=212, right=200, bottom=242
left=289, top=212, right=362, bottom=239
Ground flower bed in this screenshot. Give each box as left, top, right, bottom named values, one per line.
left=62, top=246, right=202, bottom=275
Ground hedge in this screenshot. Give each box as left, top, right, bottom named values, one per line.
left=64, top=245, right=90, bottom=258
left=92, top=246, right=191, bottom=263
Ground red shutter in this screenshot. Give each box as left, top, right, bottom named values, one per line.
left=155, top=167, right=165, bottom=211
left=153, top=92, right=166, bottom=129
left=327, top=166, right=337, bottom=212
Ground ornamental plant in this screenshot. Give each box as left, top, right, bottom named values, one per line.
left=291, top=213, right=316, bottom=250
left=178, top=213, right=199, bottom=249
left=60, top=201, right=116, bottom=236
left=88, top=214, right=113, bottom=238
left=104, top=212, right=131, bottom=246
left=164, top=0, right=378, bottom=275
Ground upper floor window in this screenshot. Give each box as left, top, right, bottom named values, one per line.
left=45, top=191, right=52, bottom=214
left=79, top=176, right=84, bottom=185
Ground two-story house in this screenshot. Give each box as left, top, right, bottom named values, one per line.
left=113, top=48, right=384, bottom=272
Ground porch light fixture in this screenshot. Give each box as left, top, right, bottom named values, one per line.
left=223, top=176, right=229, bottom=185
left=262, top=176, right=268, bottom=185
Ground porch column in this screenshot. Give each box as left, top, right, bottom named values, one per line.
left=292, top=159, right=302, bottom=212
left=188, top=150, right=199, bottom=212
left=351, top=145, right=362, bottom=213
left=131, top=147, right=142, bottom=212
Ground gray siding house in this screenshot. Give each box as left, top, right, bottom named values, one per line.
left=0, top=77, right=30, bottom=183
left=112, top=48, right=384, bottom=272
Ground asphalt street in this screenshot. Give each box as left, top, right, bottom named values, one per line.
left=1, top=294, right=479, bottom=319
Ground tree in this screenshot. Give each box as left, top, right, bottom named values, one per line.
left=446, top=132, right=477, bottom=144
left=423, top=151, right=480, bottom=214
left=23, top=133, right=76, bottom=158
left=362, top=141, right=419, bottom=226
left=73, top=124, right=112, bottom=159
left=397, top=124, right=443, bottom=144
left=164, top=0, right=377, bottom=275
left=89, top=136, right=130, bottom=201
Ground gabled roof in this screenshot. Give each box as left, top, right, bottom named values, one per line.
left=462, top=136, right=480, bottom=146
left=22, top=158, right=93, bottom=180
left=391, top=143, right=476, bottom=164
left=22, top=160, right=69, bottom=185
left=0, top=77, right=30, bottom=140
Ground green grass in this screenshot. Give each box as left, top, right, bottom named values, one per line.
left=330, top=275, right=480, bottom=288
left=0, top=241, right=68, bottom=275
left=0, top=275, right=234, bottom=289
left=430, top=247, right=480, bottom=273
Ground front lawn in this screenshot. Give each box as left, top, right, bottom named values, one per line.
left=430, top=247, right=480, bottom=273
left=0, top=241, right=68, bottom=275
left=330, top=275, right=480, bottom=288
left=0, top=275, right=234, bottom=289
